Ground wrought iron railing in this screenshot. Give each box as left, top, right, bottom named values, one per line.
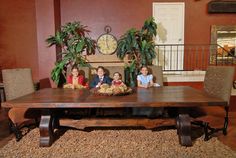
left=154, top=44, right=236, bottom=71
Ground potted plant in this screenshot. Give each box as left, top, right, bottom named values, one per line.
left=116, top=17, right=157, bottom=86
left=46, top=21, right=96, bottom=86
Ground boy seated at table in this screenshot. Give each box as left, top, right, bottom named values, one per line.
left=90, top=66, right=112, bottom=88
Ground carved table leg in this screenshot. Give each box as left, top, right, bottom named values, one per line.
left=176, top=114, right=192, bottom=146
left=39, top=109, right=54, bottom=147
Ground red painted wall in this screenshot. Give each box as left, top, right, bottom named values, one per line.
left=35, top=0, right=58, bottom=84
left=61, top=0, right=152, bottom=41
left=0, top=0, right=58, bottom=83
left=0, top=0, right=236, bottom=82
left=0, top=0, right=39, bottom=81
left=60, top=0, right=236, bottom=46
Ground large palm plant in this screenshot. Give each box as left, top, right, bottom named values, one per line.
left=117, top=17, right=157, bottom=86
left=46, top=21, right=96, bottom=85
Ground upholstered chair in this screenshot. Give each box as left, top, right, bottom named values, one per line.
left=149, top=66, right=164, bottom=86
left=79, top=66, right=90, bottom=85
left=204, top=66, right=234, bottom=105
left=194, top=66, right=235, bottom=140
left=39, top=78, right=51, bottom=89
left=2, top=68, right=38, bottom=141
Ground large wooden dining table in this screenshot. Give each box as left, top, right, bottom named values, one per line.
left=2, top=86, right=227, bottom=147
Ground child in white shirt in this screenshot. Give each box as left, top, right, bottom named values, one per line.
left=133, top=66, right=163, bottom=117
left=137, top=66, right=154, bottom=88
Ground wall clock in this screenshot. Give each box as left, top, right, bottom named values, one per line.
left=97, top=25, right=118, bottom=55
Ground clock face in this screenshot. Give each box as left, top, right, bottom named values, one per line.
left=97, top=34, right=118, bottom=55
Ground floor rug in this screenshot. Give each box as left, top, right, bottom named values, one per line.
left=0, top=128, right=236, bottom=158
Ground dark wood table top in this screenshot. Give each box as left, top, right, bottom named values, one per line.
left=1, top=86, right=227, bottom=108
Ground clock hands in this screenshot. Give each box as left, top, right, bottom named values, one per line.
left=106, top=35, right=110, bottom=49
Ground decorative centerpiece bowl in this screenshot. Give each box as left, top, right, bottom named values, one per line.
left=91, top=84, right=133, bottom=96
left=63, top=84, right=86, bottom=89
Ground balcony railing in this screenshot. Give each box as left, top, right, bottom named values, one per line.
left=155, top=44, right=236, bottom=71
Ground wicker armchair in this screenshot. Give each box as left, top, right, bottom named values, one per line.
left=2, top=68, right=39, bottom=141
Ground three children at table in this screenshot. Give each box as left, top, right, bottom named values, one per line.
left=67, top=65, right=125, bottom=89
